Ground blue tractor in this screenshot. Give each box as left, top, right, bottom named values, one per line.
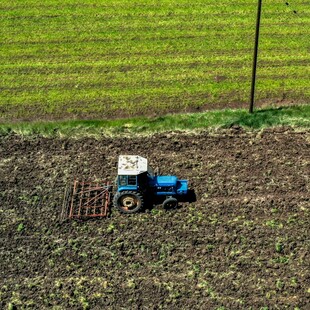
left=113, top=155, right=188, bottom=213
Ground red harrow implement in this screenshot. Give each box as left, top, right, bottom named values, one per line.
left=61, top=180, right=112, bottom=220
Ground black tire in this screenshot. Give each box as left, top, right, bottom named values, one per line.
left=163, top=197, right=178, bottom=210
left=113, top=191, right=144, bottom=214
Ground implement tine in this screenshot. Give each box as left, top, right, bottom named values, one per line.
left=78, top=181, right=85, bottom=217
left=86, top=182, right=91, bottom=216
left=69, top=180, right=78, bottom=218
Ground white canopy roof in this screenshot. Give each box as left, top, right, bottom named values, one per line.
left=118, top=155, right=150, bottom=175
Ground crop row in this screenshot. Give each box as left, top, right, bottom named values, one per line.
left=0, top=0, right=309, bottom=121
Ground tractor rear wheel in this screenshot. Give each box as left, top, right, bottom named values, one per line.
left=113, top=191, right=144, bottom=214
left=163, top=197, right=178, bottom=210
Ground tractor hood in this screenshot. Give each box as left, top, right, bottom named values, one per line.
left=155, top=176, right=177, bottom=187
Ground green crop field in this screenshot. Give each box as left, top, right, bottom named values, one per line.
left=0, top=0, right=309, bottom=122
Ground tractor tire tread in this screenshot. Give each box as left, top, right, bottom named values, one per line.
left=113, top=191, right=144, bottom=214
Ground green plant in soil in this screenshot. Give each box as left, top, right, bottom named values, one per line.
left=16, top=223, right=24, bottom=232
left=275, top=242, right=283, bottom=253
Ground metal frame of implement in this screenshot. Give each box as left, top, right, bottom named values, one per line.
left=61, top=180, right=112, bottom=220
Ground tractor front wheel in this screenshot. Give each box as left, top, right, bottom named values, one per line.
left=163, top=197, right=178, bottom=210
left=113, top=191, right=144, bottom=214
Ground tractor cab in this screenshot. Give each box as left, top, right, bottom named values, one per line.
left=116, top=155, right=154, bottom=192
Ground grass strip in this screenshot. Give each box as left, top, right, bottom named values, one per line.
left=0, top=105, right=309, bottom=138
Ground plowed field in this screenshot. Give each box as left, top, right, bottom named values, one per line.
left=0, top=127, right=309, bottom=309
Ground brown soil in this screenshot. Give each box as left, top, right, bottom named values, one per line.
left=0, top=128, right=309, bottom=309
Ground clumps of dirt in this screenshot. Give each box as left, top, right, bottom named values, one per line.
left=0, top=128, right=309, bottom=309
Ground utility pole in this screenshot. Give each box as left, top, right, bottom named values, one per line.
left=249, top=0, right=262, bottom=113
